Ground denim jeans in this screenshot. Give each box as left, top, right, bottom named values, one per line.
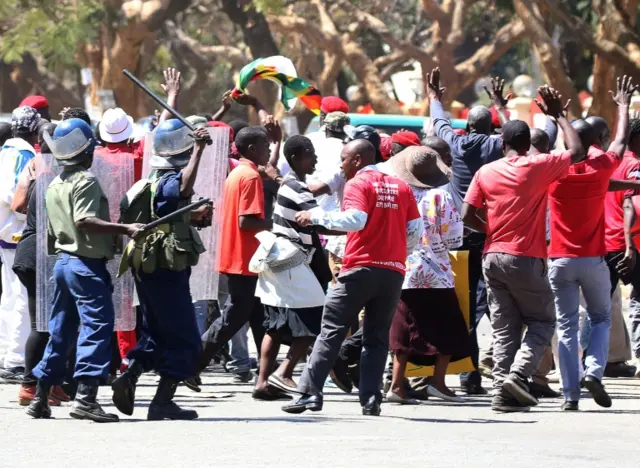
left=34, top=254, right=114, bottom=384
left=548, top=257, right=611, bottom=402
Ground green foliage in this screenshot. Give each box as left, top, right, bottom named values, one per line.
left=251, top=0, right=286, bottom=15
left=0, top=0, right=105, bottom=67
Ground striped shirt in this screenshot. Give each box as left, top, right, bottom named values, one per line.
left=272, top=172, right=318, bottom=248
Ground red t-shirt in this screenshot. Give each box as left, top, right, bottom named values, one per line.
left=465, top=151, right=572, bottom=258
left=548, top=146, right=620, bottom=258
left=217, top=159, right=265, bottom=276
left=605, top=150, right=640, bottom=253
left=97, top=141, right=144, bottom=182
left=341, top=168, right=420, bottom=275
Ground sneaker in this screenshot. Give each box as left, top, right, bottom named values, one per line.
left=583, top=376, right=612, bottom=408
left=461, top=382, right=488, bottom=395
left=0, top=367, right=25, bottom=384
left=478, top=362, right=494, bottom=380
left=561, top=400, right=579, bottom=411
left=502, top=374, right=539, bottom=406
left=491, top=393, right=530, bottom=412
left=603, top=361, right=637, bottom=378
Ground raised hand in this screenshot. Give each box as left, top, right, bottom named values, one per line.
left=161, top=68, right=182, bottom=97
left=484, top=77, right=512, bottom=108
left=610, top=75, right=639, bottom=107
left=222, top=91, right=234, bottom=110
left=193, top=127, right=212, bottom=148
left=262, top=115, right=283, bottom=143
left=426, top=68, right=446, bottom=101
left=534, top=86, right=566, bottom=119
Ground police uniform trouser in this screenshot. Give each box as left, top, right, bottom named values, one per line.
left=127, top=267, right=200, bottom=381
left=33, top=253, right=114, bottom=384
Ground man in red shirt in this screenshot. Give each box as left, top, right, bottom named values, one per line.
left=196, top=127, right=272, bottom=374
left=462, top=86, right=586, bottom=413
left=547, top=76, right=636, bottom=411
left=282, top=139, right=423, bottom=416
left=609, top=118, right=640, bottom=376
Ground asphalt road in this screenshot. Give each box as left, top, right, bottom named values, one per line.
left=1, top=318, right=638, bottom=467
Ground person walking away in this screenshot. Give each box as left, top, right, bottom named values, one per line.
left=381, top=147, right=470, bottom=404
left=281, top=139, right=423, bottom=416
left=110, top=120, right=212, bottom=421
left=26, top=118, right=143, bottom=421
left=548, top=76, right=637, bottom=411
left=0, top=106, right=40, bottom=384
left=462, top=86, right=586, bottom=412
left=252, top=135, right=333, bottom=400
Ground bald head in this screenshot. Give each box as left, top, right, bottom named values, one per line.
left=341, top=139, right=376, bottom=180
left=572, top=119, right=596, bottom=150
left=585, top=116, right=611, bottom=149
left=467, top=106, right=492, bottom=135
left=529, top=128, right=550, bottom=155
left=422, top=136, right=452, bottom=167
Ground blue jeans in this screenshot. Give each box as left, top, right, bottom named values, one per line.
left=33, top=253, right=114, bottom=384
left=548, top=257, right=611, bottom=401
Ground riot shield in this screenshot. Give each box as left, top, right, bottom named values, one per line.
left=35, top=153, right=61, bottom=332
left=189, top=127, right=228, bottom=301
left=92, top=147, right=136, bottom=331
left=140, top=127, right=228, bottom=301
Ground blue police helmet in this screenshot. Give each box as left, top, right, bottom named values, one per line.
left=45, top=118, right=96, bottom=166
left=150, top=118, right=195, bottom=170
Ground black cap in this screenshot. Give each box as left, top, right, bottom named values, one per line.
left=502, top=120, right=531, bottom=152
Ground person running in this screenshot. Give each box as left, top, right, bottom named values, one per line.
left=252, top=135, right=332, bottom=400
left=27, top=118, right=142, bottom=421
left=111, top=120, right=212, bottom=421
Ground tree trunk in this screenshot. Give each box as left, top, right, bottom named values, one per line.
left=221, top=0, right=280, bottom=122
left=589, top=0, right=638, bottom=125
left=514, top=0, right=581, bottom=118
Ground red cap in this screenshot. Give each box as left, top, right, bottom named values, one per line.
left=206, top=121, right=235, bottom=142
left=490, top=107, right=510, bottom=128
left=321, top=96, right=349, bottom=114
left=20, top=95, right=49, bottom=110
left=391, top=131, right=421, bottom=148
left=379, top=136, right=393, bottom=160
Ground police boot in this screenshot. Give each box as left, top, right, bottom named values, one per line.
left=111, top=360, right=144, bottom=416
left=148, top=376, right=199, bottom=421
left=26, top=380, right=52, bottom=419
left=70, top=379, right=119, bottom=423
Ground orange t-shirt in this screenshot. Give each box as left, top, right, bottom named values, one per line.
left=217, top=159, right=265, bottom=276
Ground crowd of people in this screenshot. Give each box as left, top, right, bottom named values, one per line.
left=0, top=64, right=639, bottom=423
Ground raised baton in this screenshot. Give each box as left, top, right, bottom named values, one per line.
left=122, top=69, right=212, bottom=144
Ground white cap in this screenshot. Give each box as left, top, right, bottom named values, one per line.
left=99, top=107, right=134, bottom=143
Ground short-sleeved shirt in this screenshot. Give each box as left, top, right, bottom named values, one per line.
left=605, top=150, right=640, bottom=253
left=465, top=151, right=572, bottom=258
left=341, top=168, right=420, bottom=275
left=153, top=171, right=185, bottom=217
left=46, top=166, right=114, bottom=260
left=548, top=146, right=620, bottom=258
left=218, top=159, right=265, bottom=275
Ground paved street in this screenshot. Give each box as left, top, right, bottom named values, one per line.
left=1, top=318, right=639, bottom=467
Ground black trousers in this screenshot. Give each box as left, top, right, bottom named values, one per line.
left=197, top=274, right=265, bottom=372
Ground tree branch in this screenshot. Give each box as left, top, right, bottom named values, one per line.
left=447, top=0, right=469, bottom=47
left=421, top=0, right=448, bottom=22
left=538, top=0, right=640, bottom=74
left=336, top=0, right=435, bottom=70
left=454, top=18, right=526, bottom=89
